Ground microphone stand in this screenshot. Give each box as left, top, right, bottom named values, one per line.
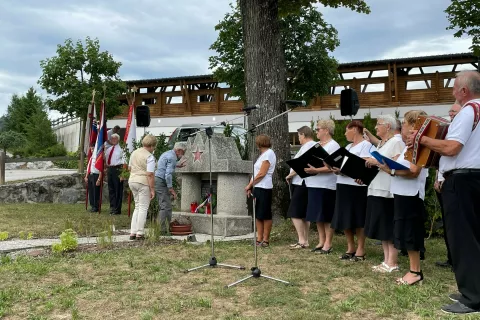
left=226, top=103, right=300, bottom=288
left=185, top=126, right=245, bottom=273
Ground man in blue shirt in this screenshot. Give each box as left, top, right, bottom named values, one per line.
left=155, top=143, right=187, bottom=233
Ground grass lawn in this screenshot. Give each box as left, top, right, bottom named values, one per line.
left=0, top=204, right=472, bottom=320
left=0, top=204, right=132, bottom=239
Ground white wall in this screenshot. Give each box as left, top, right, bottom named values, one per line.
left=53, top=119, right=82, bottom=152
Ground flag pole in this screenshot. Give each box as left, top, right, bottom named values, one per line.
left=98, top=85, right=107, bottom=215
left=86, top=89, right=96, bottom=211
left=127, top=86, right=137, bottom=218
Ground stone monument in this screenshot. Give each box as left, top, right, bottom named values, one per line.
left=174, top=131, right=252, bottom=236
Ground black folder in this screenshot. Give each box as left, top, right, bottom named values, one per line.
left=286, top=143, right=330, bottom=179
left=324, top=147, right=379, bottom=185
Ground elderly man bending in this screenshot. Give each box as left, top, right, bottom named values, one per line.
left=154, top=143, right=187, bottom=233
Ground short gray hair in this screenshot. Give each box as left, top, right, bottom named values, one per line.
left=317, top=119, right=335, bottom=136
left=377, top=115, right=396, bottom=132
left=174, top=142, right=187, bottom=151
left=111, top=133, right=120, bottom=140
left=456, top=71, right=480, bottom=94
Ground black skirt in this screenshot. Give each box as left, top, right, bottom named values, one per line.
left=305, top=187, right=336, bottom=223
left=287, top=181, right=308, bottom=219
left=393, top=194, right=426, bottom=251
left=253, top=187, right=273, bottom=220
left=331, top=184, right=368, bottom=231
left=364, top=196, right=395, bottom=241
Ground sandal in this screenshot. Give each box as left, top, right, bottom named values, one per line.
left=374, top=263, right=399, bottom=273
left=311, top=246, right=323, bottom=252
left=136, top=235, right=145, bottom=240
left=319, top=247, right=333, bottom=255
left=290, top=242, right=301, bottom=247
left=350, top=255, right=366, bottom=262
left=261, top=241, right=270, bottom=248
left=290, top=243, right=307, bottom=249
left=396, top=270, right=423, bottom=285
left=340, top=252, right=356, bottom=260
left=253, top=240, right=262, bottom=246
left=129, top=234, right=136, bottom=240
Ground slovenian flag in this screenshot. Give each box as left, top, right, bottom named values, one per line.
left=94, top=100, right=107, bottom=171
left=84, top=102, right=97, bottom=158
left=124, top=102, right=136, bottom=153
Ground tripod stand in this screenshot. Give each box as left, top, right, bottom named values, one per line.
left=186, top=126, right=245, bottom=273
left=226, top=105, right=299, bottom=288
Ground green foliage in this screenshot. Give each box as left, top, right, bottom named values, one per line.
left=0, top=232, right=8, bottom=241
left=53, top=151, right=84, bottom=169
left=278, top=0, right=370, bottom=16
left=38, top=37, right=126, bottom=120
left=18, top=231, right=33, bottom=240
left=209, top=4, right=341, bottom=102
left=445, top=0, right=480, bottom=56
left=0, top=131, right=26, bottom=153
left=51, top=229, right=78, bottom=253
left=223, top=124, right=247, bottom=159
left=4, top=88, right=44, bottom=135
left=0, top=116, right=5, bottom=132
left=3, top=88, right=62, bottom=157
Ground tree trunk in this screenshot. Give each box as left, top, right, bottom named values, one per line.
left=78, top=117, right=87, bottom=174
left=240, top=0, right=290, bottom=218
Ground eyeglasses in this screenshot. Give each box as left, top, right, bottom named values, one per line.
left=315, top=128, right=324, bottom=132
left=376, top=123, right=386, bottom=126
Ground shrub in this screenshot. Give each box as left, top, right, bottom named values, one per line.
left=51, top=229, right=78, bottom=253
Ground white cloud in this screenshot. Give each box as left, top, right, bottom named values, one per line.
left=380, top=36, right=472, bottom=59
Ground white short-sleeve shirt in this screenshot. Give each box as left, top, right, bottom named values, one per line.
left=391, top=147, right=428, bottom=200
left=439, top=99, right=480, bottom=173
left=336, top=140, right=373, bottom=187
left=368, top=137, right=405, bottom=198
left=254, top=149, right=276, bottom=189
left=305, top=140, right=341, bottom=190
left=291, top=140, right=317, bottom=185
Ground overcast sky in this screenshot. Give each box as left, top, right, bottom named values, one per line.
left=0, top=0, right=471, bottom=118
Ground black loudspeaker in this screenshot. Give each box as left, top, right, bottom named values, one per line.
left=340, top=88, right=360, bottom=116
left=136, top=105, right=151, bottom=127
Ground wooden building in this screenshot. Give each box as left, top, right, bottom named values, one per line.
left=117, top=52, right=478, bottom=119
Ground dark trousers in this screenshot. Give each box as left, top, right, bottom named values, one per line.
left=107, top=167, right=123, bottom=214
left=436, top=190, right=452, bottom=264
left=443, top=172, right=480, bottom=310
left=87, top=173, right=100, bottom=211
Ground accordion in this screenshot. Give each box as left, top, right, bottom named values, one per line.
left=404, top=115, right=450, bottom=168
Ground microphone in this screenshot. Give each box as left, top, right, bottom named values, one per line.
left=284, top=100, right=307, bottom=107
left=241, top=104, right=260, bottom=112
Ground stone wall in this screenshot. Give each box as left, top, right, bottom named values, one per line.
left=0, top=174, right=109, bottom=204
left=6, top=161, right=55, bottom=170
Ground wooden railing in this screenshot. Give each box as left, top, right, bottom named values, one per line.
left=51, top=115, right=78, bottom=127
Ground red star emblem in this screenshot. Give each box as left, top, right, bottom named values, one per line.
left=193, top=147, right=203, bottom=162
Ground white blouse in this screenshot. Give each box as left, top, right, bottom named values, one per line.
left=291, top=140, right=317, bottom=186
left=390, top=147, right=428, bottom=200
left=368, top=137, right=405, bottom=198
left=336, top=140, right=373, bottom=187
left=253, top=149, right=276, bottom=189
left=305, top=140, right=341, bottom=190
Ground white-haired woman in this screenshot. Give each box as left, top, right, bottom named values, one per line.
left=363, top=115, right=405, bottom=272
left=129, top=134, right=157, bottom=240
left=304, top=119, right=340, bottom=254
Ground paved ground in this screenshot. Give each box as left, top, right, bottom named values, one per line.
left=5, top=169, right=77, bottom=182
left=0, top=230, right=255, bottom=254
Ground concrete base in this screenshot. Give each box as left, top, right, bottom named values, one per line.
left=172, top=212, right=252, bottom=237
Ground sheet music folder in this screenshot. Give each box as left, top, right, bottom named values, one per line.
left=286, top=143, right=330, bottom=179
left=323, top=147, right=379, bottom=185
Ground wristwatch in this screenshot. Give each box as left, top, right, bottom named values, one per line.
left=390, top=169, right=396, bottom=176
